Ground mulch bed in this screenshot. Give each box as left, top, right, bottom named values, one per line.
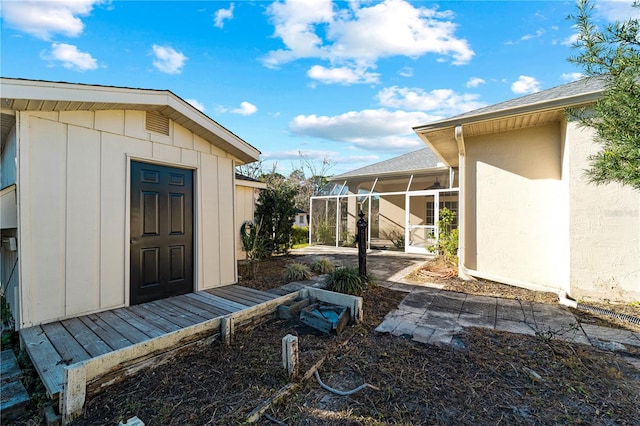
left=13, top=254, right=640, bottom=424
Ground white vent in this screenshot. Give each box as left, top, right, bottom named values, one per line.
left=146, top=111, right=170, bottom=135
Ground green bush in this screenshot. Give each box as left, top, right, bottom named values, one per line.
left=427, top=207, right=459, bottom=265
left=314, top=220, right=334, bottom=244
left=292, top=225, right=309, bottom=245
left=324, top=266, right=367, bottom=295
left=285, top=262, right=312, bottom=282
left=340, top=230, right=356, bottom=247
left=311, top=257, right=335, bottom=274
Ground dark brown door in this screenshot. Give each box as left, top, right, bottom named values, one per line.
left=130, top=161, right=193, bottom=305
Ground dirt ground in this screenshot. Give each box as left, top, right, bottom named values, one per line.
left=11, top=254, right=640, bottom=425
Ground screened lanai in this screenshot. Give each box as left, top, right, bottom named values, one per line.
left=309, top=148, right=459, bottom=254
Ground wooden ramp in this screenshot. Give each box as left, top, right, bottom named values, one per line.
left=20, top=285, right=285, bottom=400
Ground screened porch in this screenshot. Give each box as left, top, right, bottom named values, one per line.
left=309, top=169, right=459, bottom=255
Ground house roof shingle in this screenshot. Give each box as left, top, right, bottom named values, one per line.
left=414, top=75, right=608, bottom=131
left=330, top=147, right=442, bottom=181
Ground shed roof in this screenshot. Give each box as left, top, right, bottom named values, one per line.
left=0, top=77, right=260, bottom=164
left=329, top=147, right=443, bottom=181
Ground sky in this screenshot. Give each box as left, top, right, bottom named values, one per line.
left=1, top=0, right=637, bottom=176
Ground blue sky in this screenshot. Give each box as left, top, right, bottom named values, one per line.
left=1, top=0, right=637, bottom=175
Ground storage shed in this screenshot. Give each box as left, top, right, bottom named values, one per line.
left=0, top=78, right=261, bottom=329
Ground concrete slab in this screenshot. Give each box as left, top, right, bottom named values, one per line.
left=393, top=321, right=418, bottom=337
left=495, top=320, right=536, bottom=336
left=375, top=318, right=401, bottom=334
left=581, top=324, right=640, bottom=348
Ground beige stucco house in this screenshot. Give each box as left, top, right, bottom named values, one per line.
left=310, top=148, right=459, bottom=253
left=0, top=78, right=261, bottom=329
left=414, top=76, right=639, bottom=303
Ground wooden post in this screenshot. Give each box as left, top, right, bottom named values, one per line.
left=281, top=334, right=298, bottom=379
left=356, top=210, right=368, bottom=279
left=61, top=364, right=86, bottom=424
left=221, top=315, right=234, bottom=346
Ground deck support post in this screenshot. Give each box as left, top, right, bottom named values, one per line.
left=282, top=334, right=298, bottom=379
left=61, top=364, right=86, bottom=424
left=221, top=315, right=235, bottom=345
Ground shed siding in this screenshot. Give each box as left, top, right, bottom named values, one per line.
left=18, top=110, right=239, bottom=327
left=464, top=123, right=564, bottom=289
left=566, top=123, right=640, bottom=302
left=235, top=185, right=253, bottom=261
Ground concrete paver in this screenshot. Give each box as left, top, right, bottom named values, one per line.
left=291, top=247, right=640, bottom=359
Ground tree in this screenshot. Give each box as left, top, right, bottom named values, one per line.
left=254, top=168, right=298, bottom=255
left=289, top=152, right=334, bottom=212
left=567, top=0, right=640, bottom=189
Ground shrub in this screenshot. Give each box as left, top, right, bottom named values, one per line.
left=311, top=257, right=335, bottom=274
left=292, top=225, right=309, bottom=245
left=314, top=220, right=334, bottom=245
left=324, top=266, right=367, bottom=295
left=285, top=262, right=312, bottom=282
left=427, top=207, right=459, bottom=265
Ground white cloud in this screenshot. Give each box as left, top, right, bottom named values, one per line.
left=214, top=3, right=235, bottom=28
left=186, top=99, right=205, bottom=112
left=307, top=65, right=379, bottom=85
left=466, top=77, right=485, bottom=88
left=520, top=29, right=545, bottom=41
left=1, top=0, right=104, bottom=40
left=561, top=72, right=583, bottom=82
left=264, top=0, right=474, bottom=85
left=289, top=109, right=436, bottom=150
left=377, top=86, right=485, bottom=116
left=398, top=67, right=413, bottom=78
left=231, top=101, right=258, bottom=116
left=561, top=33, right=579, bottom=46
left=511, top=75, right=541, bottom=94
left=152, top=45, right=187, bottom=74
left=596, top=0, right=640, bottom=21
left=42, top=43, right=98, bottom=71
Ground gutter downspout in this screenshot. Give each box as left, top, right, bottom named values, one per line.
left=454, top=125, right=472, bottom=280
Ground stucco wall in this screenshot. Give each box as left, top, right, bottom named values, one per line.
left=464, top=123, right=565, bottom=290
left=17, top=110, right=239, bottom=328
left=565, top=122, right=640, bottom=302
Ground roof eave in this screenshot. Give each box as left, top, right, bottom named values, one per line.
left=328, top=165, right=450, bottom=182
left=0, top=78, right=260, bottom=164
left=413, top=91, right=603, bottom=133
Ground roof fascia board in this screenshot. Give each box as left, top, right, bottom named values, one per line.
left=413, top=91, right=603, bottom=133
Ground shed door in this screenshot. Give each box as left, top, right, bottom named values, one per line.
left=130, top=161, right=193, bottom=305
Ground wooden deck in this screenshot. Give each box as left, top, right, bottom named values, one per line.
left=20, top=285, right=289, bottom=400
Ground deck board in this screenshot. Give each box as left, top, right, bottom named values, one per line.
left=229, top=285, right=280, bottom=302
left=41, top=322, right=91, bottom=365
left=94, top=311, right=152, bottom=344
left=149, top=299, right=206, bottom=327
left=193, top=291, right=247, bottom=312
left=164, top=295, right=219, bottom=320
left=206, top=287, right=265, bottom=306
left=111, top=308, right=166, bottom=338
left=127, top=305, right=183, bottom=333
left=19, top=326, right=65, bottom=397
left=182, top=293, right=234, bottom=316
left=20, top=286, right=293, bottom=400
left=79, top=315, right=132, bottom=350
left=60, top=318, right=112, bottom=358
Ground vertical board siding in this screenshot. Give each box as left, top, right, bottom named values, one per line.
left=19, top=110, right=240, bottom=327
left=27, top=117, right=67, bottom=324
left=200, top=153, right=221, bottom=288
left=218, top=158, right=235, bottom=284
left=66, top=126, right=101, bottom=315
